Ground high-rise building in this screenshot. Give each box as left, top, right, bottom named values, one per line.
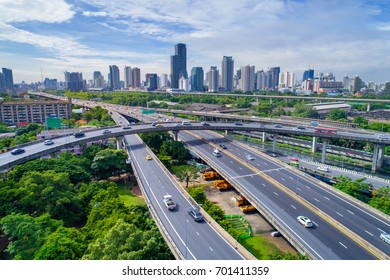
left=221, top=56, right=234, bottom=92
left=93, top=71, right=104, bottom=87
left=279, top=72, right=295, bottom=88
left=146, top=73, right=158, bottom=91
left=65, top=72, right=83, bottom=92
left=269, top=67, right=280, bottom=90
left=303, top=68, right=314, bottom=82
left=191, top=67, right=204, bottom=92
left=170, top=43, right=187, bottom=88
left=2, top=68, right=14, bottom=92
left=109, top=65, right=120, bottom=90
left=44, top=78, right=58, bottom=90
left=160, top=74, right=169, bottom=88
left=179, top=77, right=190, bottom=92
left=0, top=72, right=5, bottom=92
left=124, top=66, right=133, bottom=88
left=240, top=65, right=255, bottom=92
left=132, top=67, right=141, bottom=88
left=208, top=66, right=219, bottom=92
left=93, top=71, right=102, bottom=82
left=353, top=76, right=362, bottom=92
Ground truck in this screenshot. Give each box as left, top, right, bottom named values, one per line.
left=234, top=195, right=256, bottom=212
left=163, top=195, right=176, bottom=210
left=203, top=171, right=219, bottom=180
left=213, top=180, right=231, bottom=190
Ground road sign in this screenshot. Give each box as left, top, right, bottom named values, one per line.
left=142, top=108, right=156, bottom=114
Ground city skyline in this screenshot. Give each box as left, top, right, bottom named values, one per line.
left=1, top=0, right=390, bottom=84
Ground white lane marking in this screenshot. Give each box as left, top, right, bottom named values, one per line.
left=289, top=176, right=294, bottom=180
left=365, top=230, right=374, bottom=237
left=231, top=173, right=260, bottom=179
left=313, top=221, right=319, bottom=227
left=324, top=196, right=330, bottom=200
left=336, top=212, right=343, bottom=217
left=297, top=187, right=301, bottom=191
left=262, top=183, right=266, bottom=187
left=291, top=205, right=296, bottom=209
left=230, top=161, right=233, bottom=164
left=313, top=198, right=320, bottom=202
left=239, top=167, right=243, bottom=170
left=274, top=192, right=279, bottom=196
left=263, top=162, right=268, bottom=165
left=305, top=185, right=311, bottom=189
left=347, top=210, right=354, bottom=215
left=209, top=247, right=214, bottom=252
left=281, top=178, right=285, bottom=181
left=256, top=164, right=261, bottom=166
left=196, top=232, right=200, bottom=236
left=339, top=242, right=348, bottom=249
left=378, top=228, right=386, bottom=233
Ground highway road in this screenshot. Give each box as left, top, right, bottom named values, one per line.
left=177, top=129, right=390, bottom=259
left=124, top=133, right=245, bottom=260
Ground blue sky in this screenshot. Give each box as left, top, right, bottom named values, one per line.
left=1, top=0, right=390, bottom=84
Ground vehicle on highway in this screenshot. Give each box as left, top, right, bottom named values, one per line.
left=146, top=155, right=152, bottom=160
left=188, top=208, right=204, bottom=222
left=219, top=144, right=227, bottom=149
left=102, top=129, right=111, bottom=134
left=151, top=121, right=157, bottom=126
left=314, top=127, right=337, bottom=134
left=122, top=125, right=132, bottom=130
left=163, top=195, right=176, bottom=211
left=290, top=157, right=299, bottom=162
left=317, top=166, right=329, bottom=172
left=310, top=121, right=318, bottom=126
left=43, top=139, right=54, bottom=145
left=378, top=134, right=390, bottom=140
left=296, top=125, right=306, bottom=130
left=74, top=131, right=85, bottom=138
left=213, top=148, right=221, bottom=157
left=246, top=154, right=254, bottom=160
left=181, top=120, right=191, bottom=125
left=274, top=124, right=283, bottom=128
left=234, top=121, right=243, bottom=125
left=175, top=123, right=181, bottom=126
left=200, top=121, right=210, bottom=126
left=259, top=124, right=265, bottom=128
left=297, top=216, right=313, bottom=228
left=156, top=123, right=163, bottom=127
left=380, top=233, right=390, bottom=245
left=11, top=148, right=25, bottom=155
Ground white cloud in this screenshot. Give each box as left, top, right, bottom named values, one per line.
left=0, top=0, right=74, bottom=23
left=82, top=11, right=108, bottom=17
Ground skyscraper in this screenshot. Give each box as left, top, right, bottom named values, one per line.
left=109, top=65, right=120, bottom=90
left=278, top=72, right=295, bottom=88
left=208, top=66, right=219, bottom=92
left=93, top=71, right=103, bottom=87
left=269, top=67, right=280, bottom=90
left=221, top=56, right=234, bottom=92
left=146, top=73, right=158, bottom=91
left=65, top=72, right=83, bottom=92
left=0, top=72, right=5, bottom=92
left=124, top=66, right=133, bottom=88
left=191, top=67, right=204, bottom=92
left=303, top=68, right=314, bottom=82
left=2, top=68, right=14, bottom=92
left=240, top=65, right=255, bottom=92
left=132, top=67, right=141, bottom=88
left=170, top=43, right=187, bottom=89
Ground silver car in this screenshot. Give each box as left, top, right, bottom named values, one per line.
left=297, top=216, right=313, bottom=228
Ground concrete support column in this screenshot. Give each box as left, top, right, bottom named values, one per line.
left=225, top=130, right=229, bottom=136
left=172, top=130, right=179, bottom=141
left=372, top=144, right=379, bottom=173
left=378, top=144, right=385, bottom=168
left=367, top=102, right=371, bottom=112
left=270, top=98, right=273, bottom=104
left=312, top=136, right=318, bottom=153
left=272, top=135, right=277, bottom=152
left=321, top=139, right=327, bottom=163
left=116, top=136, right=124, bottom=150
left=262, top=132, right=266, bottom=143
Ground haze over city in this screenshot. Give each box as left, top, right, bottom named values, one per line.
left=1, top=0, right=390, bottom=83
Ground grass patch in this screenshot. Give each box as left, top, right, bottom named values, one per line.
left=240, top=234, right=282, bottom=260
left=116, top=183, right=146, bottom=207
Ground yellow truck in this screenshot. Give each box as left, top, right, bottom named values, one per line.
left=203, top=171, right=219, bottom=180
left=213, top=180, right=231, bottom=190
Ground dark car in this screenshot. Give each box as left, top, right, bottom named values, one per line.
left=11, top=148, right=25, bottom=155
left=274, top=124, right=283, bottom=128
left=188, top=208, right=204, bottom=222
left=234, top=121, right=243, bottom=125
left=219, top=144, right=227, bottom=149
left=74, top=132, right=85, bottom=138
left=122, top=125, right=132, bottom=130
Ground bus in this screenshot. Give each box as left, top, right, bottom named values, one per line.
left=314, top=127, right=337, bottom=134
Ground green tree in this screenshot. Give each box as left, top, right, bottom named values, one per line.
left=326, top=108, right=347, bottom=121
left=352, top=116, right=368, bottom=127
left=176, top=165, right=199, bottom=187
left=292, top=103, right=318, bottom=118
left=91, top=149, right=128, bottom=179
left=369, top=187, right=390, bottom=215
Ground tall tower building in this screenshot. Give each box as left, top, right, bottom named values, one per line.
left=160, top=74, right=169, bottom=88
left=170, top=43, right=187, bottom=89
left=208, top=66, right=219, bottom=92
left=221, top=56, right=234, bottom=92
left=132, top=67, right=141, bottom=88
left=2, top=68, right=14, bottom=92
left=279, top=72, right=295, bottom=88
left=93, top=71, right=103, bottom=87
left=124, top=66, right=133, bottom=88
left=269, top=67, right=280, bottom=90
left=0, top=72, right=5, bottom=92
left=146, top=73, right=158, bottom=91
left=303, top=68, right=314, bottom=82
left=240, top=65, right=255, bottom=92
left=65, top=72, right=83, bottom=92
left=109, top=65, right=120, bottom=90
left=191, top=67, right=204, bottom=92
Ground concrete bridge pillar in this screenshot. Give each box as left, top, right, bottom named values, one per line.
left=321, top=139, right=327, bottom=163
left=312, top=136, right=318, bottom=153
left=372, top=144, right=379, bottom=173
left=172, top=130, right=179, bottom=141
left=378, top=144, right=385, bottom=168
left=116, top=136, right=124, bottom=150
left=262, top=132, right=266, bottom=143
left=270, top=98, right=273, bottom=104
left=367, top=102, right=371, bottom=112
left=225, top=130, right=229, bottom=136
left=272, top=135, right=277, bottom=152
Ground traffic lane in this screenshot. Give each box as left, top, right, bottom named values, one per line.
left=181, top=131, right=378, bottom=259
left=126, top=135, right=244, bottom=260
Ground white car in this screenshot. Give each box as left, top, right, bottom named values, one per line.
left=297, top=216, right=313, bottom=228
left=213, top=148, right=221, bottom=157
left=246, top=154, right=254, bottom=160
left=380, top=233, right=390, bottom=245
left=317, top=166, right=329, bottom=172
left=43, top=139, right=54, bottom=145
